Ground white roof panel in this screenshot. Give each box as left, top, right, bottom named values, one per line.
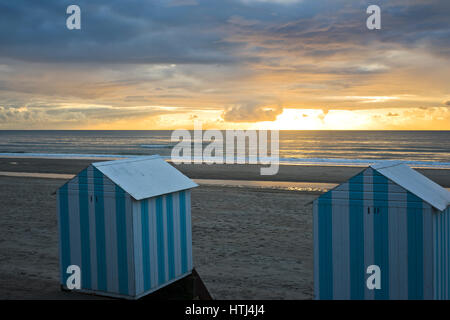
left=93, top=155, right=198, bottom=200
left=371, top=162, right=450, bottom=211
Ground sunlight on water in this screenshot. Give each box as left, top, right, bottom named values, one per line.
left=0, top=130, right=449, bottom=168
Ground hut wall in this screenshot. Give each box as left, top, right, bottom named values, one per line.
left=131, top=190, right=193, bottom=297
left=57, top=165, right=136, bottom=297
left=433, top=206, right=450, bottom=300
left=314, top=167, right=434, bottom=300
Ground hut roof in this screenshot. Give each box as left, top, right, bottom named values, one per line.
left=371, top=161, right=450, bottom=211
left=93, top=155, right=198, bottom=200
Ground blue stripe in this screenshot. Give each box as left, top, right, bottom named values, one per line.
left=78, top=169, right=91, bottom=289
left=93, top=168, right=107, bottom=292
left=156, top=196, right=166, bottom=285
left=179, top=191, right=188, bottom=274
left=439, top=213, right=442, bottom=299
left=166, top=194, right=175, bottom=279
left=59, top=184, right=71, bottom=285
left=442, top=211, right=450, bottom=299
left=141, top=199, right=151, bottom=291
left=442, top=213, right=444, bottom=299
left=438, top=214, right=443, bottom=299
left=318, top=192, right=333, bottom=299
left=407, top=192, right=423, bottom=299
left=373, top=171, right=389, bottom=300
left=115, top=185, right=128, bottom=295
left=436, top=214, right=439, bottom=299
left=435, top=215, right=438, bottom=299
left=349, top=173, right=365, bottom=299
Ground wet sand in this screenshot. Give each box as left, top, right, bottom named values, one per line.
left=1, top=157, right=449, bottom=186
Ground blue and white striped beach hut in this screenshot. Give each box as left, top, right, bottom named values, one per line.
left=313, top=162, right=450, bottom=300
left=57, top=155, right=198, bottom=299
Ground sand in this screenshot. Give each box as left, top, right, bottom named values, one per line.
left=1, top=157, right=449, bottom=186
left=0, top=176, right=316, bottom=299
left=1, top=158, right=449, bottom=299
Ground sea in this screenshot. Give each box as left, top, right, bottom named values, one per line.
left=0, top=130, right=449, bottom=168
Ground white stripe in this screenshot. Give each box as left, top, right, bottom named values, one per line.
left=149, top=198, right=158, bottom=288
left=422, top=203, right=433, bottom=299
left=68, top=176, right=82, bottom=277
left=87, top=166, right=98, bottom=291
left=173, top=192, right=182, bottom=277
left=363, top=168, right=374, bottom=300
left=103, top=185, right=118, bottom=293
left=388, top=185, right=406, bottom=299
left=133, top=200, right=143, bottom=295
left=332, top=189, right=350, bottom=299
left=186, top=191, right=193, bottom=270
left=125, top=195, right=135, bottom=296
left=397, top=190, right=408, bottom=300
left=162, top=195, right=169, bottom=282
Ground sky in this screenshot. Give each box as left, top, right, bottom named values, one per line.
left=0, top=0, right=449, bottom=130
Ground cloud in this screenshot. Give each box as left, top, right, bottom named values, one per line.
left=0, top=103, right=181, bottom=129
left=387, top=112, right=399, bottom=117
left=222, top=103, right=283, bottom=122
left=0, top=0, right=449, bottom=128
left=168, top=0, right=199, bottom=7
left=317, top=108, right=329, bottom=122
left=240, top=0, right=303, bottom=4
left=0, top=1, right=240, bottom=64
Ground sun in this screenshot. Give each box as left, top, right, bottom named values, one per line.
left=252, top=108, right=368, bottom=130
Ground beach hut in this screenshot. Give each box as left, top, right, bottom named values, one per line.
left=56, top=155, right=198, bottom=299
left=313, top=161, right=450, bottom=300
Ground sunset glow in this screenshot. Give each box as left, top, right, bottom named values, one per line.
left=0, top=1, right=449, bottom=130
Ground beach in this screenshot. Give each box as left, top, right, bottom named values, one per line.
left=1, top=157, right=450, bottom=186
left=1, top=158, right=450, bottom=299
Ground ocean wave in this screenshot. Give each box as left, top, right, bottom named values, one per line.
left=274, top=157, right=450, bottom=169
left=0, top=152, right=449, bottom=169
left=168, top=156, right=450, bottom=169
left=140, top=144, right=174, bottom=149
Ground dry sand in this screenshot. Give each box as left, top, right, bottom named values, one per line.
left=0, top=176, right=316, bottom=299
left=1, top=158, right=449, bottom=299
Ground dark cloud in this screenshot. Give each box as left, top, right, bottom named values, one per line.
left=1, top=0, right=446, bottom=65
left=387, top=112, right=399, bottom=117
left=222, top=103, right=283, bottom=122
left=0, top=0, right=303, bottom=64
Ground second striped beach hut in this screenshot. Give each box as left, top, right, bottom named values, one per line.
left=313, top=161, right=450, bottom=300
left=57, top=155, right=198, bottom=299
